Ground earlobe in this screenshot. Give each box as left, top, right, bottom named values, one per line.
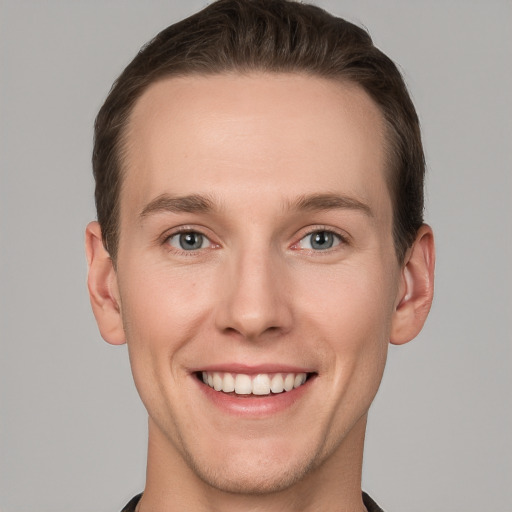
left=390, top=224, right=435, bottom=345
left=85, top=221, right=126, bottom=345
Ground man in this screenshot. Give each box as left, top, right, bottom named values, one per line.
left=86, top=0, right=435, bottom=510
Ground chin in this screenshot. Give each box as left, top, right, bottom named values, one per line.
left=193, top=462, right=312, bottom=495
left=182, top=443, right=319, bottom=495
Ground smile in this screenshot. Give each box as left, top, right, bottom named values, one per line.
left=200, top=371, right=308, bottom=396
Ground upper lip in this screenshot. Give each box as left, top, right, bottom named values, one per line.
left=191, top=363, right=315, bottom=375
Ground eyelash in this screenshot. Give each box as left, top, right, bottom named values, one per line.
left=161, top=226, right=349, bottom=255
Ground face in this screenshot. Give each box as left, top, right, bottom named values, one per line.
left=111, top=74, right=404, bottom=493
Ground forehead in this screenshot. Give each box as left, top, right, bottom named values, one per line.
left=121, top=72, right=390, bottom=219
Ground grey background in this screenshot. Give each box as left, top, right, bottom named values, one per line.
left=1, top=1, right=510, bottom=511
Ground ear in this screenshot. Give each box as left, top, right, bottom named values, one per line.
left=85, top=221, right=126, bottom=345
left=390, top=224, right=435, bottom=345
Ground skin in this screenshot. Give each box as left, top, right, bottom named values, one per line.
left=86, top=73, right=434, bottom=512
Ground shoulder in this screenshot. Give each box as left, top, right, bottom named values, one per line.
left=120, top=493, right=142, bottom=512
left=363, top=491, right=386, bottom=512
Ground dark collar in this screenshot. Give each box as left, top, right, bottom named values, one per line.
left=122, top=491, right=385, bottom=511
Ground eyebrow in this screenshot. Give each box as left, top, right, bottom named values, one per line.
left=139, top=191, right=373, bottom=220
left=289, top=193, right=373, bottom=217
left=139, top=193, right=215, bottom=219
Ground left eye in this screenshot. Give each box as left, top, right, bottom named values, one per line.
left=298, top=230, right=341, bottom=251
left=167, top=232, right=211, bottom=251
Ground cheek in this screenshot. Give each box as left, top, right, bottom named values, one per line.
left=293, top=261, right=397, bottom=376
left=120, top=260, right=214, bottom=334
left=297, top=261, right=396, bottom=330
left=116, top=262, right=221, bottom=435
left=117, top=261, right=217, bottom=383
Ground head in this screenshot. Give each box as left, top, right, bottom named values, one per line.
left=87, top=0, right=434, bottom=503
left=93, top=0, right=424, bottom=265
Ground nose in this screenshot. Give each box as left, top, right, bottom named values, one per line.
left=215, top=247, right=293, bottom=341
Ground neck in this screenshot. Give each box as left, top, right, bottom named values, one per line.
left=137, top=415, right=368, bottom=512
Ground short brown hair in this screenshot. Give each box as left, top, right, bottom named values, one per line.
left=93, top=0, right=425, bottom=263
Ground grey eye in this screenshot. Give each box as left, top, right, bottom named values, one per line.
left=300, top=231, right=340, bottom=250
left=168, top=232, right=210, bottom=250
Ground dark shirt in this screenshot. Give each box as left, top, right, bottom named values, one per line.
left=121, top=491, right=385, bottom=511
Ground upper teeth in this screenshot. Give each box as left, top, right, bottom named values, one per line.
left=201, top=371, right=307, bottom=395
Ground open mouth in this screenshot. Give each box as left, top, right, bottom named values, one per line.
left=197, top=371, right=315, bottom=396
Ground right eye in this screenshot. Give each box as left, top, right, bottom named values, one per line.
left=166, top=231, right=212, bottom=251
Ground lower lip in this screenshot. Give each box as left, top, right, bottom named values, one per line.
left=195, top=376, right=314, bottom=417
